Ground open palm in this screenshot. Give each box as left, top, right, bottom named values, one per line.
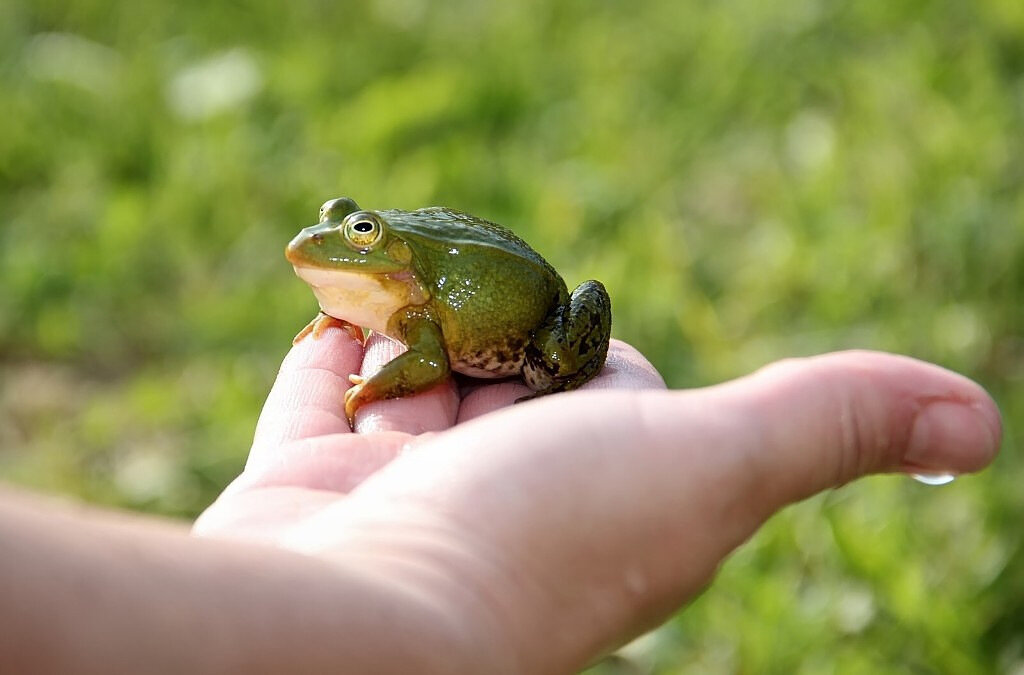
left=195, top=325, right=999, bottom=673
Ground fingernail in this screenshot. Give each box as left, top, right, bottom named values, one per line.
left=904, top=401, right=1000, bottom=472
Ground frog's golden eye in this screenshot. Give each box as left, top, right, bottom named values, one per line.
left=342, top=213, right=384, bottom=249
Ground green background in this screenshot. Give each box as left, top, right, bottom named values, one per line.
left=1, top=0, right=1021, bottom=672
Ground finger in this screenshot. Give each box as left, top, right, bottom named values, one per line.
left=601, top=350, right=1002, bottom=601
left=603, top=349, right=1002, bottom=560
left=578, top=340, right=667, bottom=391
left=247, top=325, right=363, bottom=471
left=352, top=332, right=460, bottom=435
left=722, top=350, right=1002, bottom=501
left=456, top=339, right=666, bottom=423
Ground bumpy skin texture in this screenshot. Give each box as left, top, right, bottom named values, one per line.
left=521, top=279, right=612, bottom=397
left=286, top=197, right=612, bottom=423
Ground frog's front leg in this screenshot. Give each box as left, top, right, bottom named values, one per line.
left=522, top=279, right=611, bottom=398
left=343, top=314, right=450, bottom=425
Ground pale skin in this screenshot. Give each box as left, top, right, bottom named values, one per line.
left=0, top=327, right=1002, bottom=674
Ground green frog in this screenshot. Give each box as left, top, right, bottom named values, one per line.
left=286, top=197, right=611, bottom=424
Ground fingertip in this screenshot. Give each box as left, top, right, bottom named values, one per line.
left=809, top=351, right=1003, bottom=474
left=727, top=350, right=1003, bottom=502
left=283, top=321, right=365, bottom=377
left=586, top=340, right=667, bottom=391
left=968, top=394, right=1004, bottom=464
left=902, top=399, right=1002, bottom=476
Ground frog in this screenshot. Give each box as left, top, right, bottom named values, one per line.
left=285, top=197, right=612, bottom=425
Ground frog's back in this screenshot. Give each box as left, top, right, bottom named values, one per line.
left=380, top=207, right=557, bottom=275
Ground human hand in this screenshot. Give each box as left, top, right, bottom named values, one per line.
left=194, top=327, right=1001, bottom=673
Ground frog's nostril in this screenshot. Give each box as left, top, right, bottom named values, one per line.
left=311, top=232, right=324, bottom=243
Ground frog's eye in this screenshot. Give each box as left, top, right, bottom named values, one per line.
left=342, top=213, right=384, bottom=249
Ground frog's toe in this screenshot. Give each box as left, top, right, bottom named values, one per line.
left=294, top=313, right=365, bottom=345
left=343, top=381, right=366, bottom=427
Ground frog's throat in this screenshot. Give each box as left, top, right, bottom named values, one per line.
left=292, top=266, right=426, bottom=335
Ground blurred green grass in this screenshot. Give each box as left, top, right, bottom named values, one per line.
left=1, top=0, right=1022, bottom=671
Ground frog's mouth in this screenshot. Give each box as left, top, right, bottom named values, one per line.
left=291, top=265, right=424, bottom=335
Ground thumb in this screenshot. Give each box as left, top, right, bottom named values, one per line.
left=701, top=350, right=1002, bottom=513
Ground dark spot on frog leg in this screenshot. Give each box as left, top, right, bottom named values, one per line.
left=521, top=280, right=611, bottom=397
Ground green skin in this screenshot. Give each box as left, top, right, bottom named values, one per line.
left=286, top=197, right=611, bottom=421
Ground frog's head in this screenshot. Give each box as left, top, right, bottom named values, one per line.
left=286, top=197, right=414, bottom=273
left=286, top=197, right=425, bottom=331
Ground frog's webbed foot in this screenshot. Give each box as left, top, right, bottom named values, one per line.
left=521, top=279, right=611, bottom=399
left=293, top=312, right=365, bottom=345
left=342, top=317, right=451, bottom=426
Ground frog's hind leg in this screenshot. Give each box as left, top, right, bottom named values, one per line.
left=521, top=280, right=611, bottom=399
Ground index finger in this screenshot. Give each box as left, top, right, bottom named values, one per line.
left=246, top=324, right=364, bottom=470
